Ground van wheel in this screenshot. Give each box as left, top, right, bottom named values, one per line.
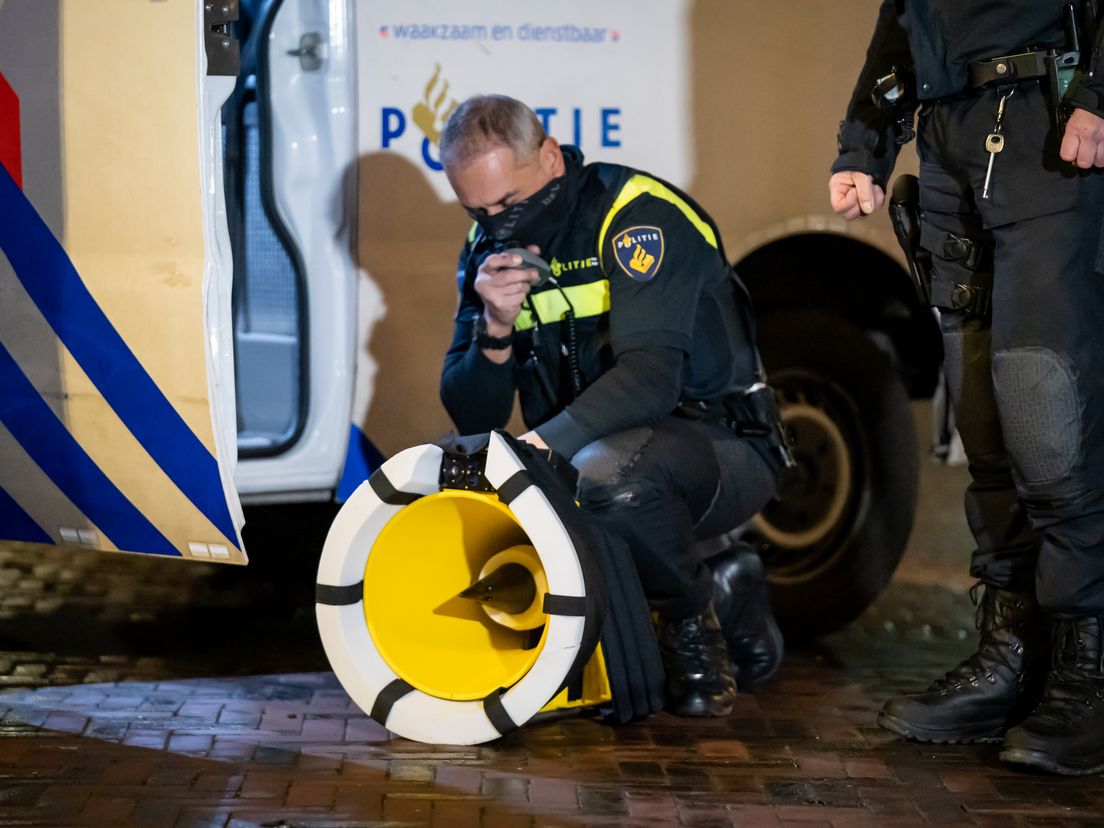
left=747, top=310, right=918, bottom=638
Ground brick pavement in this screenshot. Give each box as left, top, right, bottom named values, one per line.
left=0, top=451, right=1103, bottom=825
left=2, top=633, right=1103, bottom=827
left=1, top=575, right=1102, bottom=827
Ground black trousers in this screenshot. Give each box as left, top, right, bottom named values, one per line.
left=917, top=82, right=1104, bottom=615
left=569, top=417, right=779, bottom=619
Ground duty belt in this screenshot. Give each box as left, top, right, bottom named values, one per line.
left=967, top=51, right=1051, bottom=90
left=677, top=385, right=795, bottom=470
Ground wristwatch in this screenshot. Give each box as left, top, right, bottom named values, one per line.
left=474, top=314, right=514, bottom=350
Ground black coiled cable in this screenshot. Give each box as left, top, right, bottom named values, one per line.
left=550, top=279, right=584, bottom=399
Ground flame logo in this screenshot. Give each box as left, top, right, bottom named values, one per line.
left=629, top=245, right=655, bottom=274
left=412, top=63, right=459, bottom=146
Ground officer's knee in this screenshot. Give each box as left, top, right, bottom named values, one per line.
left=578, top=475, right=659, bottom=515
left=992, top=346, right=1082, bottom=487
left=573, top=427, right=653, bottom=492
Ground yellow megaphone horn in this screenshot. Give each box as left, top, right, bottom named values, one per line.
left=315, top=431, right=619, bottom=745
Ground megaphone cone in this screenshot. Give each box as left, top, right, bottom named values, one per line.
left=457, top=562, right=537, bottom=615
left=473, top=545, right=549, bottom=631
left=316, top=434, right=612, bottom=745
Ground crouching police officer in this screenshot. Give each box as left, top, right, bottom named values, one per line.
left=439, top=95, right=789, bottom=716
left=831, top=1, right=1104, bottom=774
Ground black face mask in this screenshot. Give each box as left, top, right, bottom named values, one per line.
left=471, top=174, right=568, bottom=251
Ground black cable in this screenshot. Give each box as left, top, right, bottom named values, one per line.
left=524, top=296, right=560, bottom=406
left=549, top=278, right=584, bottom=398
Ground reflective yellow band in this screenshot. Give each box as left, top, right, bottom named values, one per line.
left=598, top=175, right=717, bottom=268
left=515, top=280, right=610, bottom=331
left=467, top=221, right=479, bottom=243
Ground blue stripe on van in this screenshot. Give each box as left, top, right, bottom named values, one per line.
left=0, top=166, right=238, bottom=547
left=0, top=344, right=180, bottom=556
left=0, top=485, right=52, bottom=545
left=335, top=423, right=385, bottom=503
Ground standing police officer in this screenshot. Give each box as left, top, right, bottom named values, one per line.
left=439, top=95, right=788, bottom=717
left=831, top=1, right=1104, bottom=775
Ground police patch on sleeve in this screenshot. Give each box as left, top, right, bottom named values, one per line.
left=612, top=226, right=664, bottom=282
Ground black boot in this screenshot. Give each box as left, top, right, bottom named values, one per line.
left=709, top=543, right=784, bottom=690
left=878, top=585, right=1047, bottom=743
left=657, top=604, right=738, bottom=717
left=1001, top=615, right=1104, bottom=775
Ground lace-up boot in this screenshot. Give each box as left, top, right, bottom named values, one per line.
left=709, top=543, right=784, bottom=690
left=1001, top=615, right=1104, bottom=775
left=657, top=603, right=738, bottom=717
left=878, top=585, right=1048, bottom=743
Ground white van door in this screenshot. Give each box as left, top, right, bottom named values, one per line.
left=0, top=0, right=245, bottom=563
left=227, top=0, right=362, bottom=503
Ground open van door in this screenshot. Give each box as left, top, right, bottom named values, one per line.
left=0, top=0, right=246, bottom=563
left=225, top=0, right=361, bottom=503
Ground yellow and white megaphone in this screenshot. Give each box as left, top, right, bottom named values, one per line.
left=315, top=431, right=645, bottom=745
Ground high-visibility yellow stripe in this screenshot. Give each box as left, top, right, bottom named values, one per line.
left=467, top=221, right=479, bottom=243
left=515, top=280, right=610, bottom=331
left=597, top=175, right=717, bottom=268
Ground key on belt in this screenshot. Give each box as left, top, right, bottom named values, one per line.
left=982, top=89, right=1013, bottom=200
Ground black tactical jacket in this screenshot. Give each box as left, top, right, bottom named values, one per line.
left=440, top=147, right=760, bottom=458
left=834, top=0, right=1104, bottom=186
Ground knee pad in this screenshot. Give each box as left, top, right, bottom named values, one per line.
left=573, top=426, right=653, bottom=492
left=578, top=474, right=659, bottom=515
left=574, top=422, right=719, bottom=522
left=992, top=347, right=1081, bottom=486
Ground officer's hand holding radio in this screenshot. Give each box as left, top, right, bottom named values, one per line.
left=474, top=246, right=542, bottom=363
left=829, top=170, right=886, bottom=220
left=1061, top=108, right=1104, bottom=169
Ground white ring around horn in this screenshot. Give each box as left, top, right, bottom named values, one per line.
left=316, top=444, right=443, bottom=585
left=316, top=437, right=591, bottom=745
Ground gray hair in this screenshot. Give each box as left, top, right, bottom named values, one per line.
left=439, top=95, right=547, bottom=170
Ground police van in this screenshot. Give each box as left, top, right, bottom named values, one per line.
left=0, top=0, right=938, bottom=635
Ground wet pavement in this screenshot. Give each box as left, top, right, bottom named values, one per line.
left=1, top=406, right=1103, bottom=826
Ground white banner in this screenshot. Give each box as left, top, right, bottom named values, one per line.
left=357, top=0, right=693, bottom=200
